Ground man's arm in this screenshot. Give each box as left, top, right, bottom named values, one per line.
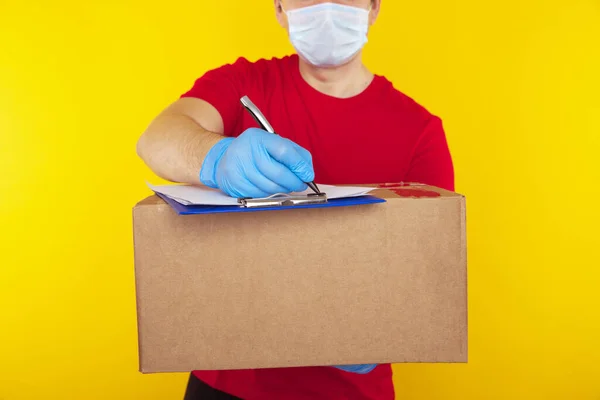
left=136, top=97, right=226, bottom=185
left=404, top=115, right=455, bottom=191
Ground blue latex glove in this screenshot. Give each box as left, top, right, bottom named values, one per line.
left=200, top=128, right=315, bottom=198
left=334, top=364, right=377, bottom=374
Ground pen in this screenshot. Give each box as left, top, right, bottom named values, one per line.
left=240, top=95, right=321, bottom=195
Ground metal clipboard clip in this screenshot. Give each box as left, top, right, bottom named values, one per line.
left=238, top=192, right=328, bottom=208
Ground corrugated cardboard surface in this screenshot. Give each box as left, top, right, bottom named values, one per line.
left=132, top=184, right=467, bottom=373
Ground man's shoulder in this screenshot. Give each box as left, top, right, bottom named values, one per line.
left=213, top=54, right=295, bottom=76
left=375, top=75, right=436, bottom=121
left=372, top=76, right=439, bottom=134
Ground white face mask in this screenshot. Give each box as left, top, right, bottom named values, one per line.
left=282, top=2, right=371, bottom=67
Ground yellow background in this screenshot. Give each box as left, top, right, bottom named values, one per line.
left=1, top=0, right=599, bottom=399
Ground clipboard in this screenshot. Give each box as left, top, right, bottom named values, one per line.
left=155, top=191, right=386, bottom=215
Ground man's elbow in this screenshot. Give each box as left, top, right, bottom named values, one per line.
left=136, top=132, right=150, bottom=163
left=136, top=126, right=160, bottom=168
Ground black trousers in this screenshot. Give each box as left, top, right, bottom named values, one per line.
left=183, top=373, right=243, bottom=400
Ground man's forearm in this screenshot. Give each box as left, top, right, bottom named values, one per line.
left=137, top=113, right=224, bottom=185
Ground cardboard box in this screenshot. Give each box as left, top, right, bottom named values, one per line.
left=132, top=183, right=467, bottom=373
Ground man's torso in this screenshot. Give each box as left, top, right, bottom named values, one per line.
left=181, top=54, right=447, bottom=400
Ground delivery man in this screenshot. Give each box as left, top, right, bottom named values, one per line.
left=136, top=0, right=455, bottom=398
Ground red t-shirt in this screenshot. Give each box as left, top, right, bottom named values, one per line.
left=180, top=54, right=454, bottom=400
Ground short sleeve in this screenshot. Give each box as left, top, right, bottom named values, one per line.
left=404, top=115, right=455, bottom=191
left=180, top=57, right=254, bottom=136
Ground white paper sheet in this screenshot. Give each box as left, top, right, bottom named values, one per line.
left=147, top=182, right=377, bottom=206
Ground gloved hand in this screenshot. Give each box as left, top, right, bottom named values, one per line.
left=200, top=128, right=315, bottom=199
left=334, top=364, right=377, bottom=374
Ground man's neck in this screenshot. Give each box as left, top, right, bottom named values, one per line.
left=298, top=54, right=374, bottom=99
